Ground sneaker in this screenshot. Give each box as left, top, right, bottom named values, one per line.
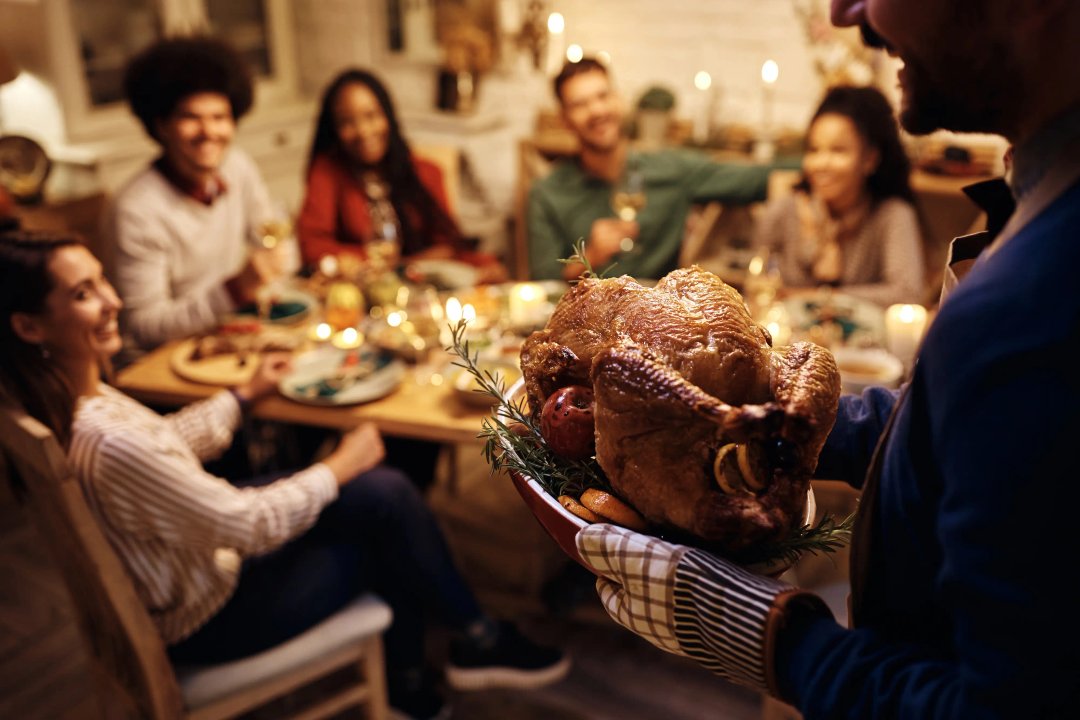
left=445, top=622, right=571, bottom=691
left=388, top=674, right=452, bottom=720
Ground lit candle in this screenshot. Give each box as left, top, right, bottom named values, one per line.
left=309, top=322, right=333, bottom=344
left=445, top=297, right=463, bottom=324
left=508, top=282, right=548, bottom=328
left=760, top=59, right=779, bottom=130
left=546, top=12, right=566, bottom=75
left=693, top=70, right=712, bottom=145
left=331, top=326, right=364, bottom=350
left=884, top=304, right=928, bottom=367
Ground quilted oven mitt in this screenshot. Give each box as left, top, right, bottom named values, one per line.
left=576, top=523, right=832, bottom=695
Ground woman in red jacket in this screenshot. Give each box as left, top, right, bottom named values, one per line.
left=298, top=69, right=506, bottom=282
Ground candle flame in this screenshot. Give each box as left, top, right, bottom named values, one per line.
left=446, top=297, right=462, bottom=323
left=566, top=44, right=584, bottom=63
left=547, top=12, right=565, bottom=34
left=315, top=323, right=332, bottom=341
left=694, top=71, right=712, bottom=91
left=761, top=59, right=779, bottom=85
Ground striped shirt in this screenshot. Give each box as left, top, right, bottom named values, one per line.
left=68, top=385, right=338, bottom=644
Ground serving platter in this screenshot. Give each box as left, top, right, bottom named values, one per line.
left=499, top=378, right=816, bottom=577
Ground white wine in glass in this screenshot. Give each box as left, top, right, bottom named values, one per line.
left=611, top=164, right=646, bottom=252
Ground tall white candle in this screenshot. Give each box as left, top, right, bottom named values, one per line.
left=508, top=282, right=548, bottom=327
left=546, top=12, right=566, bottom=75
left=760, top=59, right=779, bottom=131
left=693, top=71, right=712, bottom=144
left=884, top=304, right=928, bottom=366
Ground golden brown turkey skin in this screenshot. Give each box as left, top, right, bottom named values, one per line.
left=520, top=267, right=841, bottom=552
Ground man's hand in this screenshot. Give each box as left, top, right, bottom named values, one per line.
left=561, top=219, right=639, bottom=280
left=322, top=423, right=386, bottom=486
left=576, top=523, right=832, bottom=695
left=230, top=248, right=285, bottom=304
left=587, top=218, right=639, bottom=265
left=232, top=352, right=292, bottom=404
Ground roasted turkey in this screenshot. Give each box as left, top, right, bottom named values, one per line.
left=520, top=266, right=841, bottom=552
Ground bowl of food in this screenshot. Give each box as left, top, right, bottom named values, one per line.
left=832, top=346, right=904, bottom=394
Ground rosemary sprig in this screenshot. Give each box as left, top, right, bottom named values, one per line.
left=448, top=319, right=852, bottom=566
left=556, top=237, right=616, bottom=280
left=735, top=512, right=855, bottom=568
left=448, top=320, right=608, bottom=498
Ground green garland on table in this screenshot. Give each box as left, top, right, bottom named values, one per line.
left=448, top=319, right=854, bottom=568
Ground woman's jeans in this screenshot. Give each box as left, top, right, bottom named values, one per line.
left=168, top=464, right=482, bottom=680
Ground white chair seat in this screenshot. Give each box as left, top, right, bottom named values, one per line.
left=176, top=594, right=392, bottom=711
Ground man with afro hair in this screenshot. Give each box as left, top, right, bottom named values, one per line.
left=105, top=36, right=286, bottom=355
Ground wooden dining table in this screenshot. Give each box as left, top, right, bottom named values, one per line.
left=114, top=340, right=494, bottom=446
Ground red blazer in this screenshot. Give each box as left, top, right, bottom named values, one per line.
left=297, top=154, right=459, bottom=266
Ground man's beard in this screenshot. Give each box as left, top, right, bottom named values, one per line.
left=575, top=117, right=623, bottom=155
left=896, top=45, right=1018, bottom=137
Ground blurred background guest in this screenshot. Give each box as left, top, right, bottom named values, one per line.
left=298, top=68, right=507, bottom=283
left=104, top=37, right=287, bottom=355
left=753, top=85, right=925, bottom=306
left=527, top=58, right=772, bottom=282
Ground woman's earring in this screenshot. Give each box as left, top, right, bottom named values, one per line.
left=39, top=344, right=50, bottom=360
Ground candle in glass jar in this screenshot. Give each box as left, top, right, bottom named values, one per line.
left=884, top=303, right=928, bottom=365
left=331, top=326, right=364, bottom=350
left=508, top=283, right=547, bottom=327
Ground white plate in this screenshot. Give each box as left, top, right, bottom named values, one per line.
left=784, top=291, right=886, bottom=346
left=279, top=346, right=405, bottom=406
left=408, top=259, right=479, bottom=290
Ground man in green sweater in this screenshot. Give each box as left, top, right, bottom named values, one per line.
left=527, top=58, right=771, bottom=281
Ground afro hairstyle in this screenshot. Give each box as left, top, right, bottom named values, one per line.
left=124, top=36, right=254, bottom=142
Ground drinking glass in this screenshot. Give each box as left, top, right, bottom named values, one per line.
left=611, top=162, right=646, bottom=254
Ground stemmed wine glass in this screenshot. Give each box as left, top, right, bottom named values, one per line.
left=254, top=207, right=296, bottom=324
left=610, top=161, right=646, bottom=254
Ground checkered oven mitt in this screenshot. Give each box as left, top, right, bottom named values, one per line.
left=576, top=523, right=832, bottom=695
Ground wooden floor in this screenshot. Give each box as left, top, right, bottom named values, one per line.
left=0, top=443, right=851, bottom=720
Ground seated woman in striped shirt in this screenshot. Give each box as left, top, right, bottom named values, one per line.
left=0, top=231, right=567, bottom=720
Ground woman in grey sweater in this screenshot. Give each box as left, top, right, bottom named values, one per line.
left=754, top=86, right=925, bottom=307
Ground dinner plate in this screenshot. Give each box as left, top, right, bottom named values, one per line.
left=279, top=346, right=405, bottom=406
left=784, top=291, right=885, bottom=346
left=169, top=337, right=266, bottom=386
left=233, top=288, right=317, bottom=325
left=408, top=259, right=479, bottom=290
left=499, top=378, right=815, bottom=577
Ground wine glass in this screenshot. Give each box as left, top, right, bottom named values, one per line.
left=254, top=206, right=297, bottom=324
left=611, top=163, right=646, bottom=254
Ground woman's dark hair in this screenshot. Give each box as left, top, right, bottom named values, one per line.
left=0, top=231, right=82, bottom=448
left=124, top=36, right=254, bottom=142
left=804, top=85, right=915, bottom=205
left=307, top=69, right=462, bottom=257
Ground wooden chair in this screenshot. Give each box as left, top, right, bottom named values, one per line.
left=413, top=144, right=462, bottom=218
left=0, top=403, right=392, bottom=720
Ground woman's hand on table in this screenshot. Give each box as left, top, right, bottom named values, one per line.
left=233, top=352, right=293, bottom=404
left=322, top=423, right=386, bottom=486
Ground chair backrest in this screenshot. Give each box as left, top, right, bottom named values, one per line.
left=413, top=144, right=461, bottom=217
left=0, top=404, right=184, bottom=720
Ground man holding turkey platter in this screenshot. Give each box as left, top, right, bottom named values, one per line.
left=488, top=1, right=1080, bottom=716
